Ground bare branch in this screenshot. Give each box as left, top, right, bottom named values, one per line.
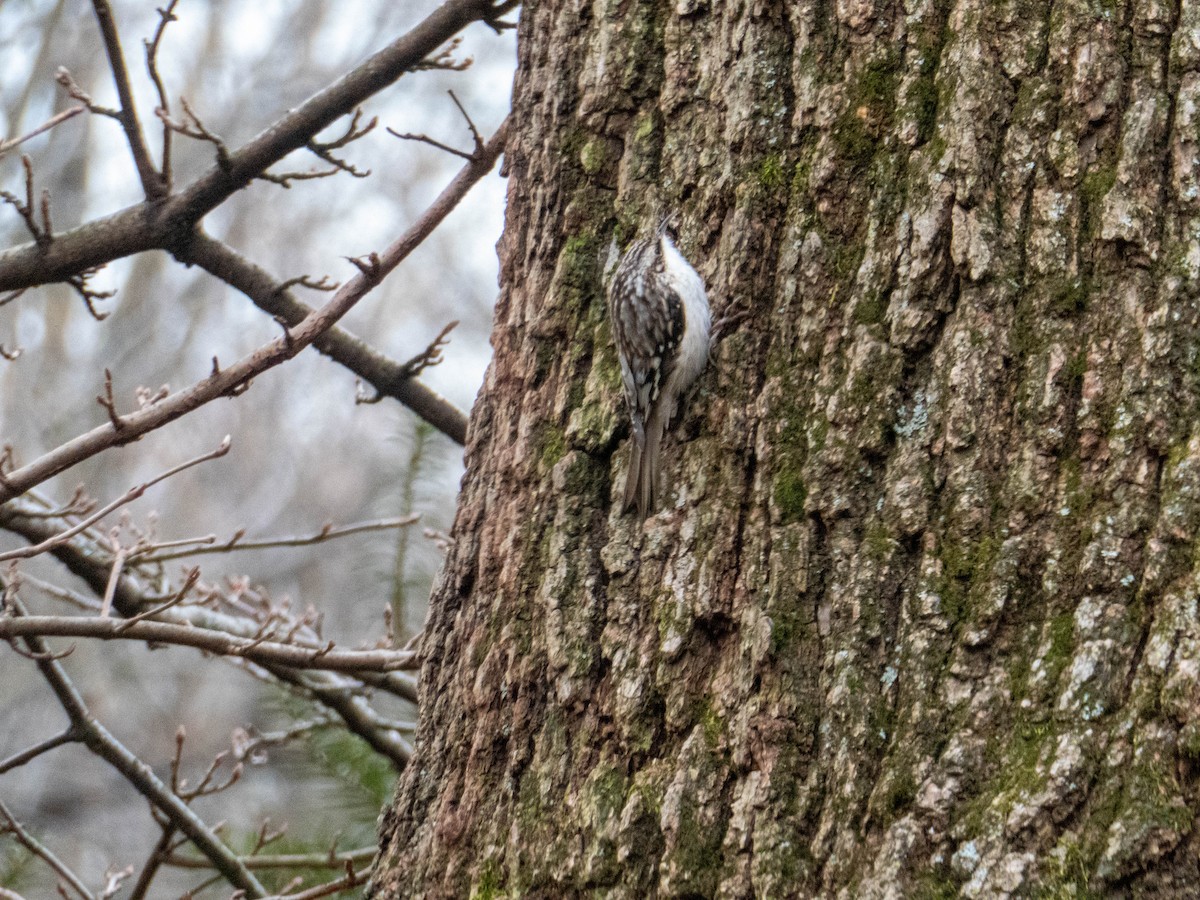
left=0, top=510, right=416, bottom=764
left=277, top=274, right=338, bottom=294
left=65, top=266, right=116, bottom=320
left=0, top=437, right=232, bottom=562
left=131, top=515, right=420, bottom=563
left=0, top=616, right=419, bottom=673
left=113, top=566, right=199, bottom=629
left=230, top=718, right=335, bottom=763
left=0, top=157, right=47, bottom=247
left=481, top=0, right=520, bottom=32
left=448, top=89, right=485, bottom=154
left=0, top=729, right=78, bottom=775
left=166, top=845, right=376, bottom=871
left=97, top=540, right=127, bottom=618
left=180, top=751, right=242, bottom=802
left=0, top=106, right=85, bottom=157
left=0, top=798, right=94, bottom=900
left=249, top=819, right=287, bottom=856
left=263, top=665, right=413, bottom=768
left=414, top=36, right=472, bottom=71
left=5, top=636, right=75, bottom=662
left=127, top=823, right=181, bottom=900
left=0, top=122, right=504, bottom=504
left=95, top=369, right=124, bottom=430
left=90, top=0, right=166, bottom=198
left=156, top=97, right=230, bottom=169
left=267, top=861, right=372, bottom=900
left=301, top=108, right=376, bottom=178
left=257, top=166, right=341, bottom=189
left=12, top=488, right=97, bottom=520
left=387, top=127, right=476, bottom=161
left=402, top=320, right=459, bottom=378
left=311, top=108, right=375, bottom=151
left=54, top=67, right=120, bottom=119
left=143, top=0, right=181, bottom=188
left=39, top=189, right=52, bottom=240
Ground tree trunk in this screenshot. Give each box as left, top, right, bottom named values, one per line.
left=372, top=1, right=1200, bottom=896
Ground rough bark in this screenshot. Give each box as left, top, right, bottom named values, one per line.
left=373, top=1, right=1200, bottom=897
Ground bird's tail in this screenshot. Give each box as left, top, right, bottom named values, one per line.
left=623, top=406, right=668, bottom=518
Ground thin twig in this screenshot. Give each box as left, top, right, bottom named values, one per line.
left=401, top=321, right=458, bottom=378
left=5, top=636, right=75, bottom=662
left=306, top=108, right=376, bottom=178
left=0, top=106, right=85, bottom=156
left=447, top=89, right=485, bottom=153
left=114, top=566, right=199, bottom=630
left=132, top=515, right=420, bottom=563
left=272, top=862, right=372, bottom=899
left=90, top=0, right=165, bottom=197
left=5, top=487, right=95, bottom=520
left=157, top=97, right=230, bottom=170
left=0, top=437, right=231, bottom=562
left=413, top=36, right=472, bottom=71
left=0, top=729, right=78, bottom=775
left=0, top=157, right=46, bottom=246
left=166, top=845, right=376, bottom=870
left=98, top=543, right=127, bottom=618
left=0, top=798, right=94, bottom=900
left=143, top=0, right=180, bottom=189
left=127, top=824, right=178, bottom=900
left=55, top=67, right=120, bottom=119
left=257, top=166, right=341, bottom=188
left=63, top=265, right=116, bottom=320
left=230, top=717, right=335, bottom=762
left=0, top=616, right=419, bottom=673
left=386, top=127, right=475, bottom=161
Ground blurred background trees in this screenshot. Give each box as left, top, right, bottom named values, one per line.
left=0, top=1, right=515, bottom=896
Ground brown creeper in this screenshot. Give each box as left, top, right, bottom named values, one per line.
left=607, top=218, right=712, bottom=518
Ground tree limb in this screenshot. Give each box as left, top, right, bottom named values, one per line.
left=90, top=0, right=165, bottom=199
left=0, top=616, right=418, bottom=673
left=166, top=845, right=376, bottom=870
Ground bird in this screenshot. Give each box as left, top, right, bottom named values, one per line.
left=607, top=216, right=711, bottom=518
